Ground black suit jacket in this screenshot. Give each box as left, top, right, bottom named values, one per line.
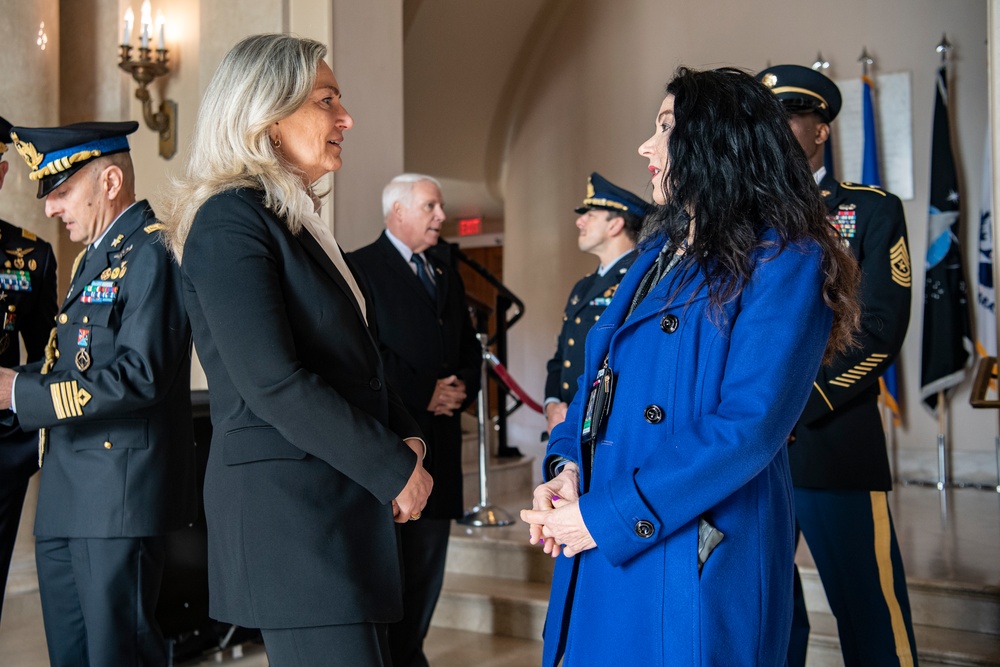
left=545, top=250, right=636, bottom=404
left=790, top=176, right=911, bottom=490
left=181, top=188, right=422, bottom=629
left=11, top=201, right=196, bottom=537
left=0, top=219, right=57, bottom=484
left=349, top=233, right=481, bottom=519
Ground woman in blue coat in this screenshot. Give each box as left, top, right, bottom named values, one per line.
left=521, top=67, right=861, bottom=666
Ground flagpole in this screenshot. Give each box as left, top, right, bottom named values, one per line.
left=934, top=38, right=954, bottom=492
left=936, top=390, right=949, bottom=489
left=990, top=6, right=1000, bottom=491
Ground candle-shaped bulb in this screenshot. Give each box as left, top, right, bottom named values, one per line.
left=122, top=7, right=134, bottom=46
left=156, top=10, right=166, bottom=50
left=140, top=0, right=151, bottom=49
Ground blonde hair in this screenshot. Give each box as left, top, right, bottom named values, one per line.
left=161, top=33, right=327, bottom=261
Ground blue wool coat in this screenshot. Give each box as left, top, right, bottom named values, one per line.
left=543, top=231, right=833, bottom=667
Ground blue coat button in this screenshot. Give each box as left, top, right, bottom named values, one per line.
left=634, top=520, right=655, bottom=538
left=644, top=405, right=664, bottom=424
left=660, top=314, right=679, bottom=333
left=369, top=378, right=382, bottom=390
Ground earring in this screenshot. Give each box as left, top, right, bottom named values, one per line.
left=272, top=138, right=281, bottom=148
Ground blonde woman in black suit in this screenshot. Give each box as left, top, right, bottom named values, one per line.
left=162, top=34, right=432, bottom=667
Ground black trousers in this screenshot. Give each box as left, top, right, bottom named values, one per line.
left=262, top=622, right=392, bottom=666
left=35, top=535, right=168, bottom=667
left=788, top=488, right=918, bottom=667
left=0, top=475, right=30, bottom=626
left=388, top=517, right=452, bottom=667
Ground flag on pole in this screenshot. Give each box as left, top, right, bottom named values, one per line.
left=920, top=65, right=973, bottom=410
left=861, top=75, right=882, bottom=186
left=976, top=129, right=995, bottom=359
left=862, top=74, right=903, bottom=424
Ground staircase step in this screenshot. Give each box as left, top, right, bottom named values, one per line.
left=803, top=609, right=1000, bottom=667
left=447, top=523, right=554, bottom=584
left=432, top=572, right=548, bottom=640
left=461, top=455, right=534, bottom=510
left=425, top=626, right=542, bottom=666
left=799, top=566, right=1000, bottom=637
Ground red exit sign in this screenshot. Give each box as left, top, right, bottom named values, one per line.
left=458, top=218, right=482, bottom=236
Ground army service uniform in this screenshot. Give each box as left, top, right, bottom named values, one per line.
left=0, top=218, right=57, bottom=625
left=788, top=174, right=918, bottom=666
left=545, top=250, right=636, bottom=405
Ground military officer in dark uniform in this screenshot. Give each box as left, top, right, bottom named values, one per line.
left=758, top=64, right=918, bottom=667
left=0, top=115, right=58, bottom=626
left=0, top=121, right=195, bottom=667
left=544, top=173, right=649, bottom=433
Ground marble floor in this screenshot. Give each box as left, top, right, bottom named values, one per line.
left=0, top=483, right=996, bottom=666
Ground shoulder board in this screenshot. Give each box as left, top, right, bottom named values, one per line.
left=20, top=229, right=37, bottom=241
left=839, top=182, right=887, bottom=197
left=144, top=223, right=166, bottom=234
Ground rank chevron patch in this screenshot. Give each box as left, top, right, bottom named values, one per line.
left=889, top=237, right=911, bottom=287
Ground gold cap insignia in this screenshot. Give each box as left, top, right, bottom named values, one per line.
left=11, top=132, right=43, bottom=170
left=762, top=73, right=778, bottom=88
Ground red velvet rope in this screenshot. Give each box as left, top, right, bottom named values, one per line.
left=489, top=356, right=544, bottom=414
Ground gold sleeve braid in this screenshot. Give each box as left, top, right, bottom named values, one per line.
left=38, top=248, right=88, bottom=465
left=37, top=326, right=58, bottom=467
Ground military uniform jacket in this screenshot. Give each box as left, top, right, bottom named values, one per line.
left=11, top=201, right=196, bottom=538
left=181, top=188, right=422, bottom=630
left=349, top=234, right=481, bottom=520
left=545, top=250, right=636, bottom=405
left=790, top=174, right=911, bottom=491
left=0, top=219, right=57, bottom=484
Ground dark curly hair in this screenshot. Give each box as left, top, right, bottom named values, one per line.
left=646, top=66, right=860, bottom=363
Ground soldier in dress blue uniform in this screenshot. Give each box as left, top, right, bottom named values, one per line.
left=544, top=173, right=649, bottom=433
left=0, top=114, right=58, bottom=626
left=758, top=64, right=918, bottom=667
left=0, top=121, right=195, bottom=666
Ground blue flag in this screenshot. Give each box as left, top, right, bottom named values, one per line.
left=861, top=75, right=882, bottom=187
left=862, top=75, right=902, bottom=424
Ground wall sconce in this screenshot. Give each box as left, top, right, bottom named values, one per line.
left=118, top=2, right=177, bottom=159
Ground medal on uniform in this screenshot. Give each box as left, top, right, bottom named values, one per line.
left=28, top=259, right=36, bottom=271
left=570, top=294, right=580, bottom=306
left=4, top=309, right=17, bottom=331
left=5, top=247, right=34, bottom=271
left=76, top=327, right=92, bottom=371
left=81, top=280, right=118, bottom=304
left=0, top=270, right=31, bottom=292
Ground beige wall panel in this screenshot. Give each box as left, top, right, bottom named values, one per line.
left=330, top=0, right=405, bottom=251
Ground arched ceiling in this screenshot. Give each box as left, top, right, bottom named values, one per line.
left=403, top=0, right=572, bottom=219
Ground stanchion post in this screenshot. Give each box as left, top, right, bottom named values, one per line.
left=458, top=334, right=513, bottom=527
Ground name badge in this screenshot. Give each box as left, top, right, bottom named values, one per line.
left=582, top=360, right=615, bottom=444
